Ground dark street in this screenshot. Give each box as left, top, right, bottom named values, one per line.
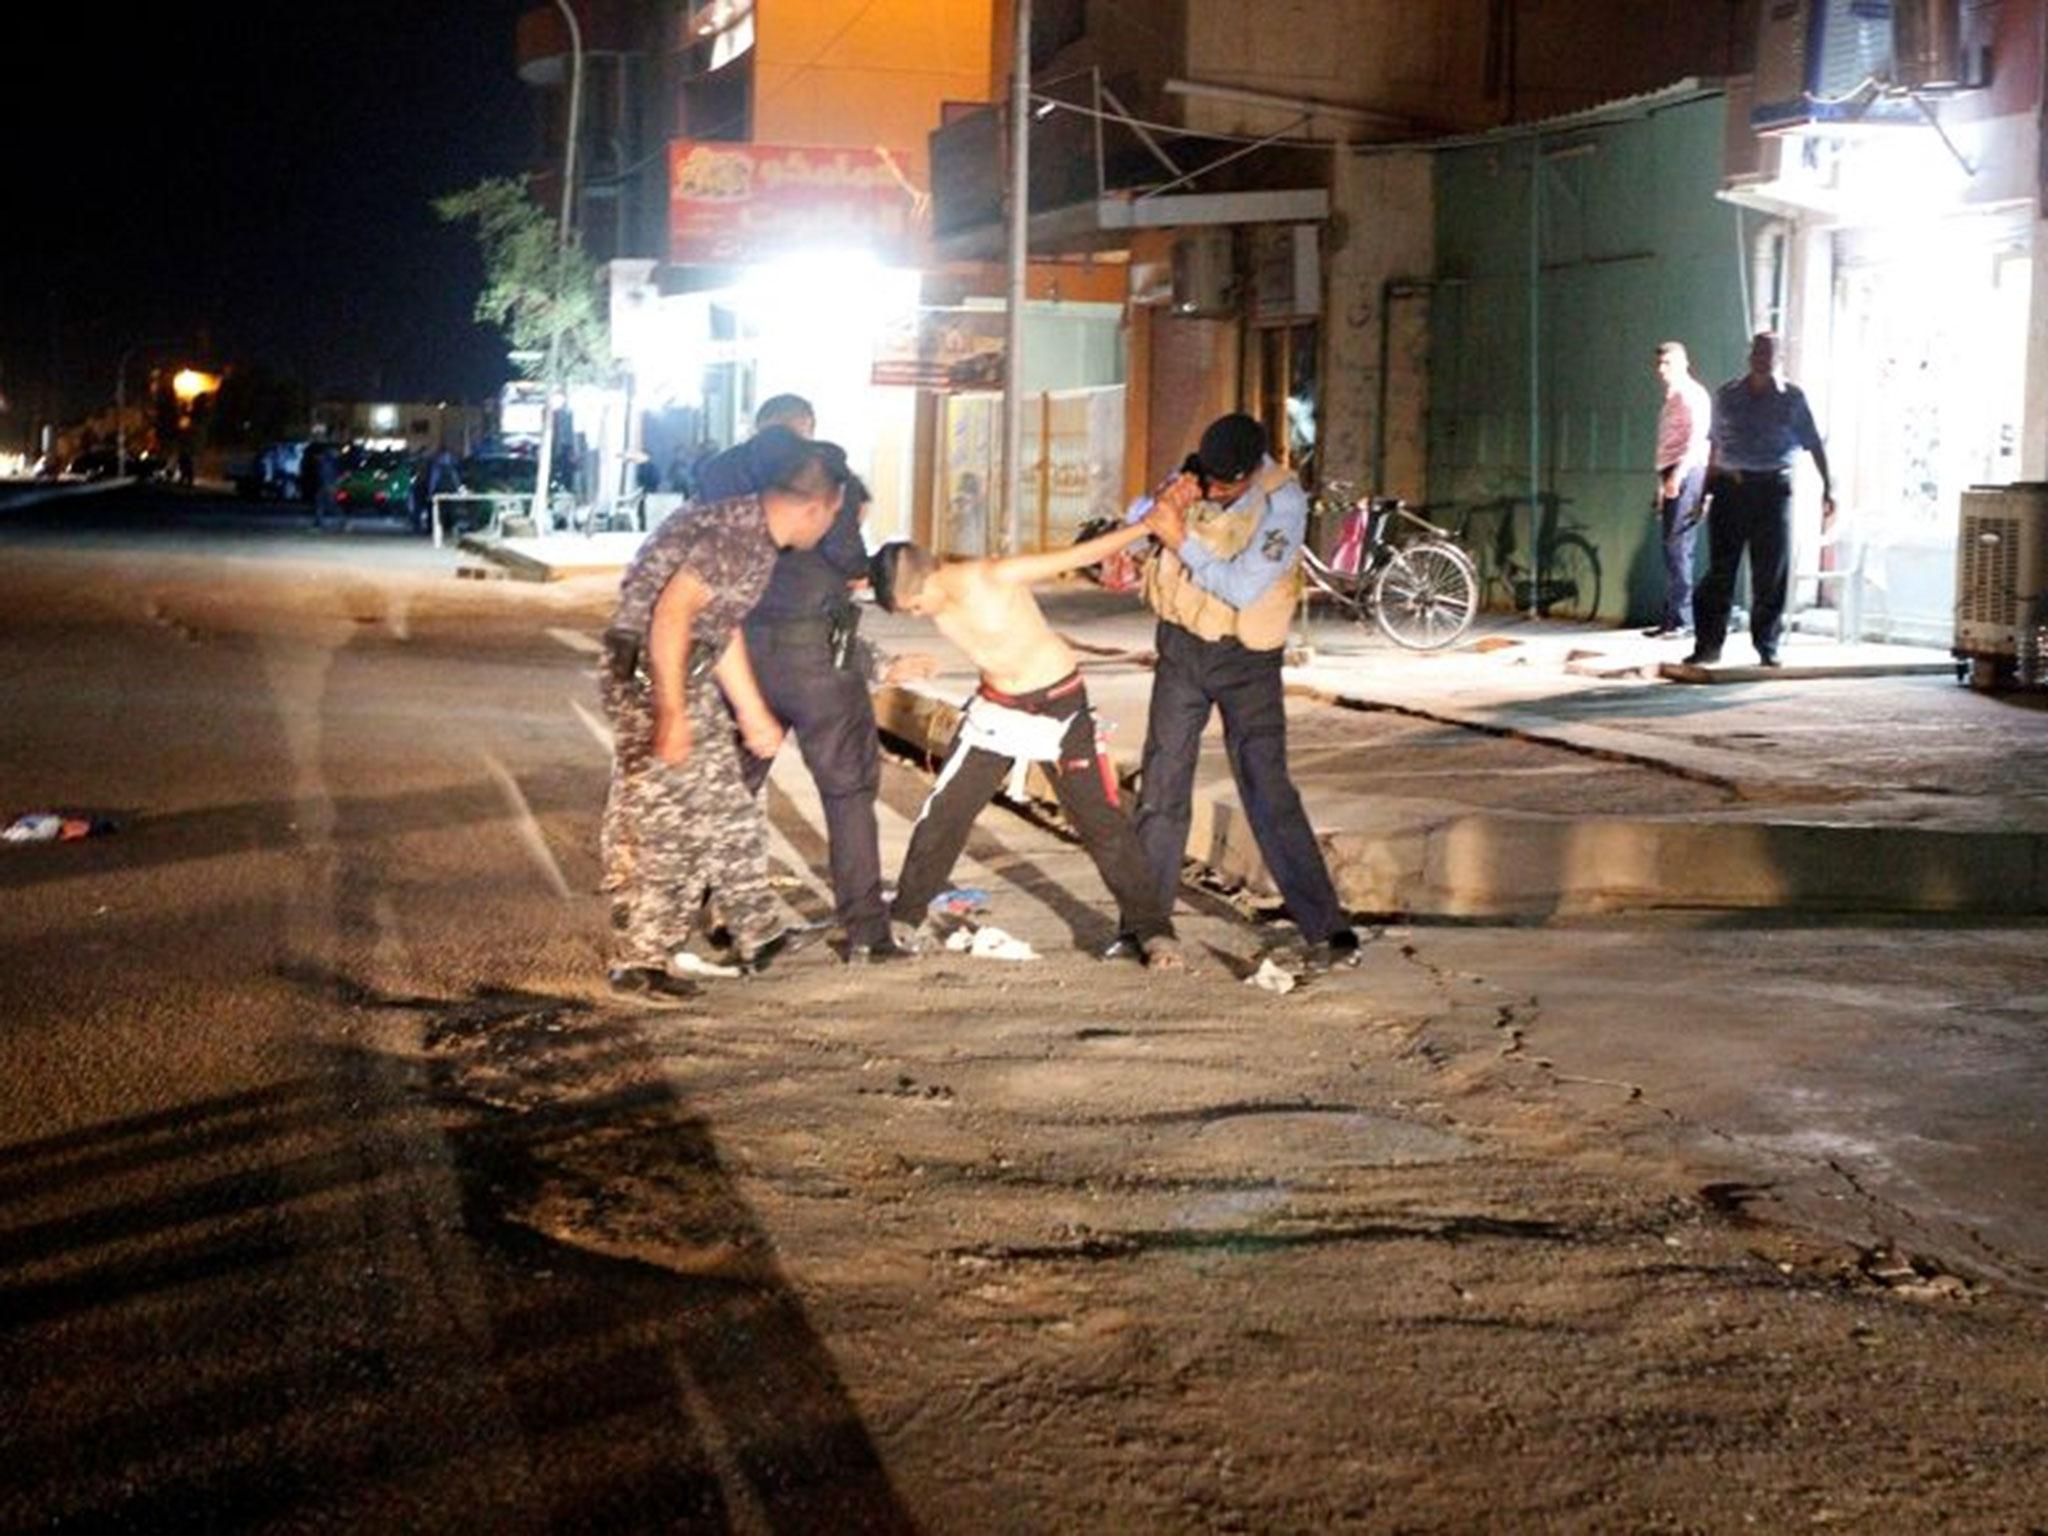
left=3, top=491, right=2047, bottom=1529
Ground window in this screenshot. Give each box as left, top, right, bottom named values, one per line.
left=1245, top=322, right=1320, bottom=486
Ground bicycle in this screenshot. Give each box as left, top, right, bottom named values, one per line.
left=1301, top=483, right=1479, bottom=650
left=1447, top=493, right=1602, bottom=624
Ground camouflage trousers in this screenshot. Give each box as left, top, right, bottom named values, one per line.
left=599, top=674, right=782, bottom=969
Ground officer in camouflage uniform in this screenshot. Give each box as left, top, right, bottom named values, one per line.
left=600, top=439, right=847, bottom=1005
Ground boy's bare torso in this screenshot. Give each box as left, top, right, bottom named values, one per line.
left=930, top=564, right=1077, bottom=694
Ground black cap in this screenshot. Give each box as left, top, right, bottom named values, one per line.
left=1195, top=413, right=1267, bottom=482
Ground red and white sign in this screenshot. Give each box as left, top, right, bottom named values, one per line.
left=667, top=141, right=919, bottom=265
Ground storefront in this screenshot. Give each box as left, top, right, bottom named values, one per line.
left=1727, top=107, right=2041, bottom=645
left=605, top=141, right=928, bottom=536
left=1725, top=0, right=2045, bottom=645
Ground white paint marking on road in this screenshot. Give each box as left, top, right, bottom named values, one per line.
left=760, top=751, right=834, bottom=905
left=387, top=592, right=411, bottom=642
left=547, top=626, right=604, bottom=655
left=570, top=698, right=614, bottom=754
left=482, top=752, right=576, bottom=901
left=370, top=892, right=417, bottom=992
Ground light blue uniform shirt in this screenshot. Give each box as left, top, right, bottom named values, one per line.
left=1126, top=458, right=1306, bottom=608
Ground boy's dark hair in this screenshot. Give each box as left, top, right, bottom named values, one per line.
left=869, top=540, right=935, bottom=613
left=755, top=393, right=815, bottom=430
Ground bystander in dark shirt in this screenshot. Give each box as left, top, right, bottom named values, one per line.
left=1711, top=378, right=1824, bottom=473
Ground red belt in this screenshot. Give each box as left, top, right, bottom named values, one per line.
left=976, top=672, right=1084, bottom=710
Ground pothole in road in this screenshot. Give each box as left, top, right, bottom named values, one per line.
left=1180, top=1106, right=1480, bottom=1172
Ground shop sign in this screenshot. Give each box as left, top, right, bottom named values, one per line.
left=668, top=141, right=918, bottom=265
left=871, top=307, right=1006, bottom=391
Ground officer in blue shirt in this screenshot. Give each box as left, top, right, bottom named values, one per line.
left=1129, top=414, right=1358, bottom=969
left=1688, top=332, right=1834, bottom=668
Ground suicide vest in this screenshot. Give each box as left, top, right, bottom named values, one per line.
left=1143, top=462, right=1300, bottom=652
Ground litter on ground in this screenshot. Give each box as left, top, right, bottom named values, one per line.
left=4, top=813, right=114, bottom=845
left=1248, top=957, right=1299, bottom=994
left=944, top=925, right=1040, bottom=962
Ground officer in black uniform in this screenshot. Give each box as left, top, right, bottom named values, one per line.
left=701, top=397, right=908, bottom=964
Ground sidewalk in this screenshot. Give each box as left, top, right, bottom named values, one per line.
left=867, top=584, right=2048, bottom=919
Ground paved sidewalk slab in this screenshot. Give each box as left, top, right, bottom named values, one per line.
left=463, top=531, right=646, bottom=581
left=865, top=586, right=2047, bottom=920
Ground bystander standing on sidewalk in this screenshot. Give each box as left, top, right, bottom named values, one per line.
left=1688, top=332, right=1834, bottom=668
left=1646, top=341, right=1711, bottom=640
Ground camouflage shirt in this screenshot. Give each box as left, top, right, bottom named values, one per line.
left=611, top=495, right=778, bottom=652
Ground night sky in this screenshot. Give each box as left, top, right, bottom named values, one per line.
left=1, top=0, right=537, bottom=435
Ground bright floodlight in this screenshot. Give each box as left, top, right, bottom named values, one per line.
left=171, top=369, right=221, bottom=403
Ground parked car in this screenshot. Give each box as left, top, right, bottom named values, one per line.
left=331, top=446, right=414, bottom=515
left=445, top=451, right=576, bottom=533
left=456, top=451, right=566, bottom=497
left=232, top=441, right=306, bottom=500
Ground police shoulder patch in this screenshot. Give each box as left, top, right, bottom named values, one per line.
left=1260, top=527, right=1290, bottom=561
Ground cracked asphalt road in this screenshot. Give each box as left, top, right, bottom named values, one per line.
left=3, top=492, right=2047, bottom=1530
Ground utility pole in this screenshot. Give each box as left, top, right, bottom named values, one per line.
left=532, top=0, right=584, bottom=530
left=999, top=0, right=1031, bottom=555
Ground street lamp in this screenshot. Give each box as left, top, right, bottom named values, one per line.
left=171, top=369, right=220, bottom=405
left=532, top=0, right=584, bottom=530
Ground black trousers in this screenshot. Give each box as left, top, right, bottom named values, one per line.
left=889, top=676, right=1173, bottom=943
left=1134, top=622, right=1346, bottom=944
left=1695, top=472, right=1792, bottom=658
left=739, top=629, right=889, bottom=946
left=1657, top=463, right=1706, bottom=631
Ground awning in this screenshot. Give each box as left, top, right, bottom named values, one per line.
left=934, top=187, right=1329, bottom=263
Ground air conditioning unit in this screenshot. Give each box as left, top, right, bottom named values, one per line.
left=1170, top=230, right=1237, bottom=318
left=1752, top=0, right=1984, bottom=136
left=1954, top=483, right=2048, bottom=687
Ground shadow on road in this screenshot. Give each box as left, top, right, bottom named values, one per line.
left=0, top=977, right=917, bottom=1533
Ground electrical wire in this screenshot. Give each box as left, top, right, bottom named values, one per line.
left=1029, top=92, right=1381, bottom=151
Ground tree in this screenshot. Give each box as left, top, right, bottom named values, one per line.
left=435, top=177, right=609, bottom=384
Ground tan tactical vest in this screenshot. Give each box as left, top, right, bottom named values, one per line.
left=1143, top=462, right=1300, bottom=651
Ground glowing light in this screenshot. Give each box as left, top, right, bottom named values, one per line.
left=171, top=369, right=221, bottom=403
left=369, top=403, right=400, bottom=432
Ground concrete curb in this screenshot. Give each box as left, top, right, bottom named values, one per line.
left=872, top=683, right=2048, bottom=920
left=1660, top=658, right=1958, bottom=684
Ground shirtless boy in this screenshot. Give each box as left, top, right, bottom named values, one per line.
left=869, top=520, right=1182, bottom=969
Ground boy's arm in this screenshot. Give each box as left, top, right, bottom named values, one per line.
left=986, top=517, right=1154, bottom=588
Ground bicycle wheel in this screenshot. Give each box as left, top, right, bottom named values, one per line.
left=1373, top=541, right=1478, bottom=650
left=1539, top=533, right=1600, bottom=623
